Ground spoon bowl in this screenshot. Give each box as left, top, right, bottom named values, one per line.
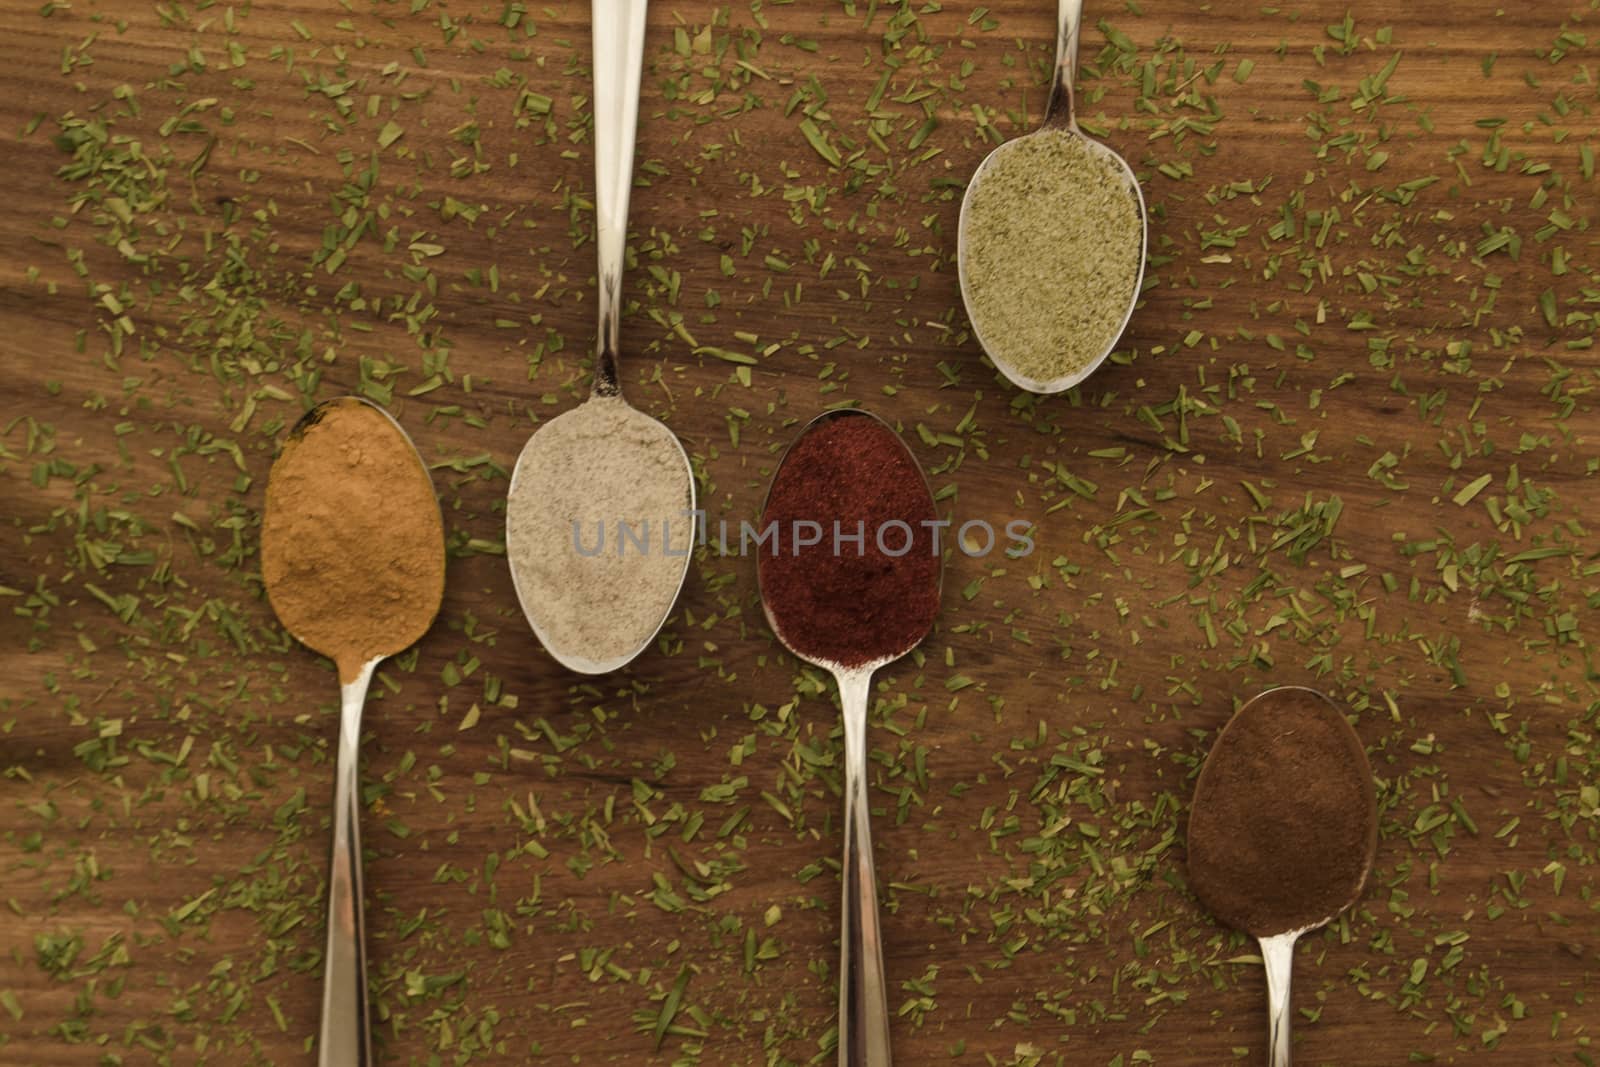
left=757, top=408, right=943, bottom=1067
left=506, top=397, right=695, bottom=675
left=756, top=407, right=944, bottom=667
left=957, top=0, right=1148, bottom=394
left=264, top=397, right=446, bottom=673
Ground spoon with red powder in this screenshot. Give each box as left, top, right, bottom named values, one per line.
left=1186, top=687, right=1378, bottom=1065
left=757, top=410, right=942, bottom=1067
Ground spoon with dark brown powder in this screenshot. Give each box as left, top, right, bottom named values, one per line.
left=1186, top=687, right=1378, bottom=1066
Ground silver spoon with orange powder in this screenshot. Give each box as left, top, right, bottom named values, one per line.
left=261, top=396, right=446, bottom=1067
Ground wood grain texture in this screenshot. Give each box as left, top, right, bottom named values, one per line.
left=1, top=0, right=1597, bottom=1065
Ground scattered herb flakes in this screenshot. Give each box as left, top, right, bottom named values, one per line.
left=0, top=0, right=1595, bottom=1064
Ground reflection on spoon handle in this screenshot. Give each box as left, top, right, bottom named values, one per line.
left=1045, top=0, right=1084, bottom=129
left=1259, top=932, right=1298, bottom=1067
left=319, top=660, right=378, bottom=1067
left=590, top=0, right=648, bottom=398
left=835, top=667, right=892, bottom=1067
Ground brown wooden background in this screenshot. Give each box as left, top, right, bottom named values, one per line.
left=2, top=0, right=1597, bottom=1064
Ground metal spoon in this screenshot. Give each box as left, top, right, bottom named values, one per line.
left=260, top=397, right=447, bottom=1067
left=956, top=0, right=1148, bottom=394
left=757, top=409, right=943, bottom=1067
left=1258, top=928, right=1314, bottom=1066
left=1188, top=687, right=1378, bottom=1066
left=504, top=0, right=695, bottom=674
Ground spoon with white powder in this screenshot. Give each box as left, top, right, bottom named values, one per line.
left=956, top=0, right=1148, bottom=393
left=506, top=0, right=695, bottom=674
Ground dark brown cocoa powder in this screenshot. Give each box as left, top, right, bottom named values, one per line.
left=1186, top=687, right=1378, bottom=937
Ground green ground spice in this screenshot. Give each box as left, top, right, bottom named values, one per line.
left=960, top=129, right=1143, bottom=386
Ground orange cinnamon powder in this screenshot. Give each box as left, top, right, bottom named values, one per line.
left=260, top=399, right=445, bottom=681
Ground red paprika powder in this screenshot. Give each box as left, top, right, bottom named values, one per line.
left=757, top=412, right=941, bottom=667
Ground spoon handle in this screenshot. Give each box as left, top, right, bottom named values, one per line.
left=1045, top=0, right=1083, bottom=130
left=835, top=668, right=893, bottom=1067
left=1259, top=932, right=1298, bottom=1067
left=319, top=661, right=378, bottom=1067
left=590, top=0, right=648, bottom=398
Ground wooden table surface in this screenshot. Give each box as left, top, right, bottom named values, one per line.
left=3, top=0, right=1597, bottom=1064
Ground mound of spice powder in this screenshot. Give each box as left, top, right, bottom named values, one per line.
left=961, top=129, right=1143, bottom=385
left=1186, top=687, right=1378, bottom=937
left=505, top=396, right=693, bottom=671
left=260, top=398, right=446, bottom=682
left=757, top=413, right=940, bottom=668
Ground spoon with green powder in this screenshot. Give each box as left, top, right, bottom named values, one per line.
left=957, top=0, right=1148, bottom=393
left=505, top=0, right=696, bottom=674
left=260, top=397, right=447, bottom=1067
left=1187, top=687, right=1379, bottom=1065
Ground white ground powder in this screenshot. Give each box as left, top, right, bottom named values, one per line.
left=506, top=397, right=693, bottom=672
